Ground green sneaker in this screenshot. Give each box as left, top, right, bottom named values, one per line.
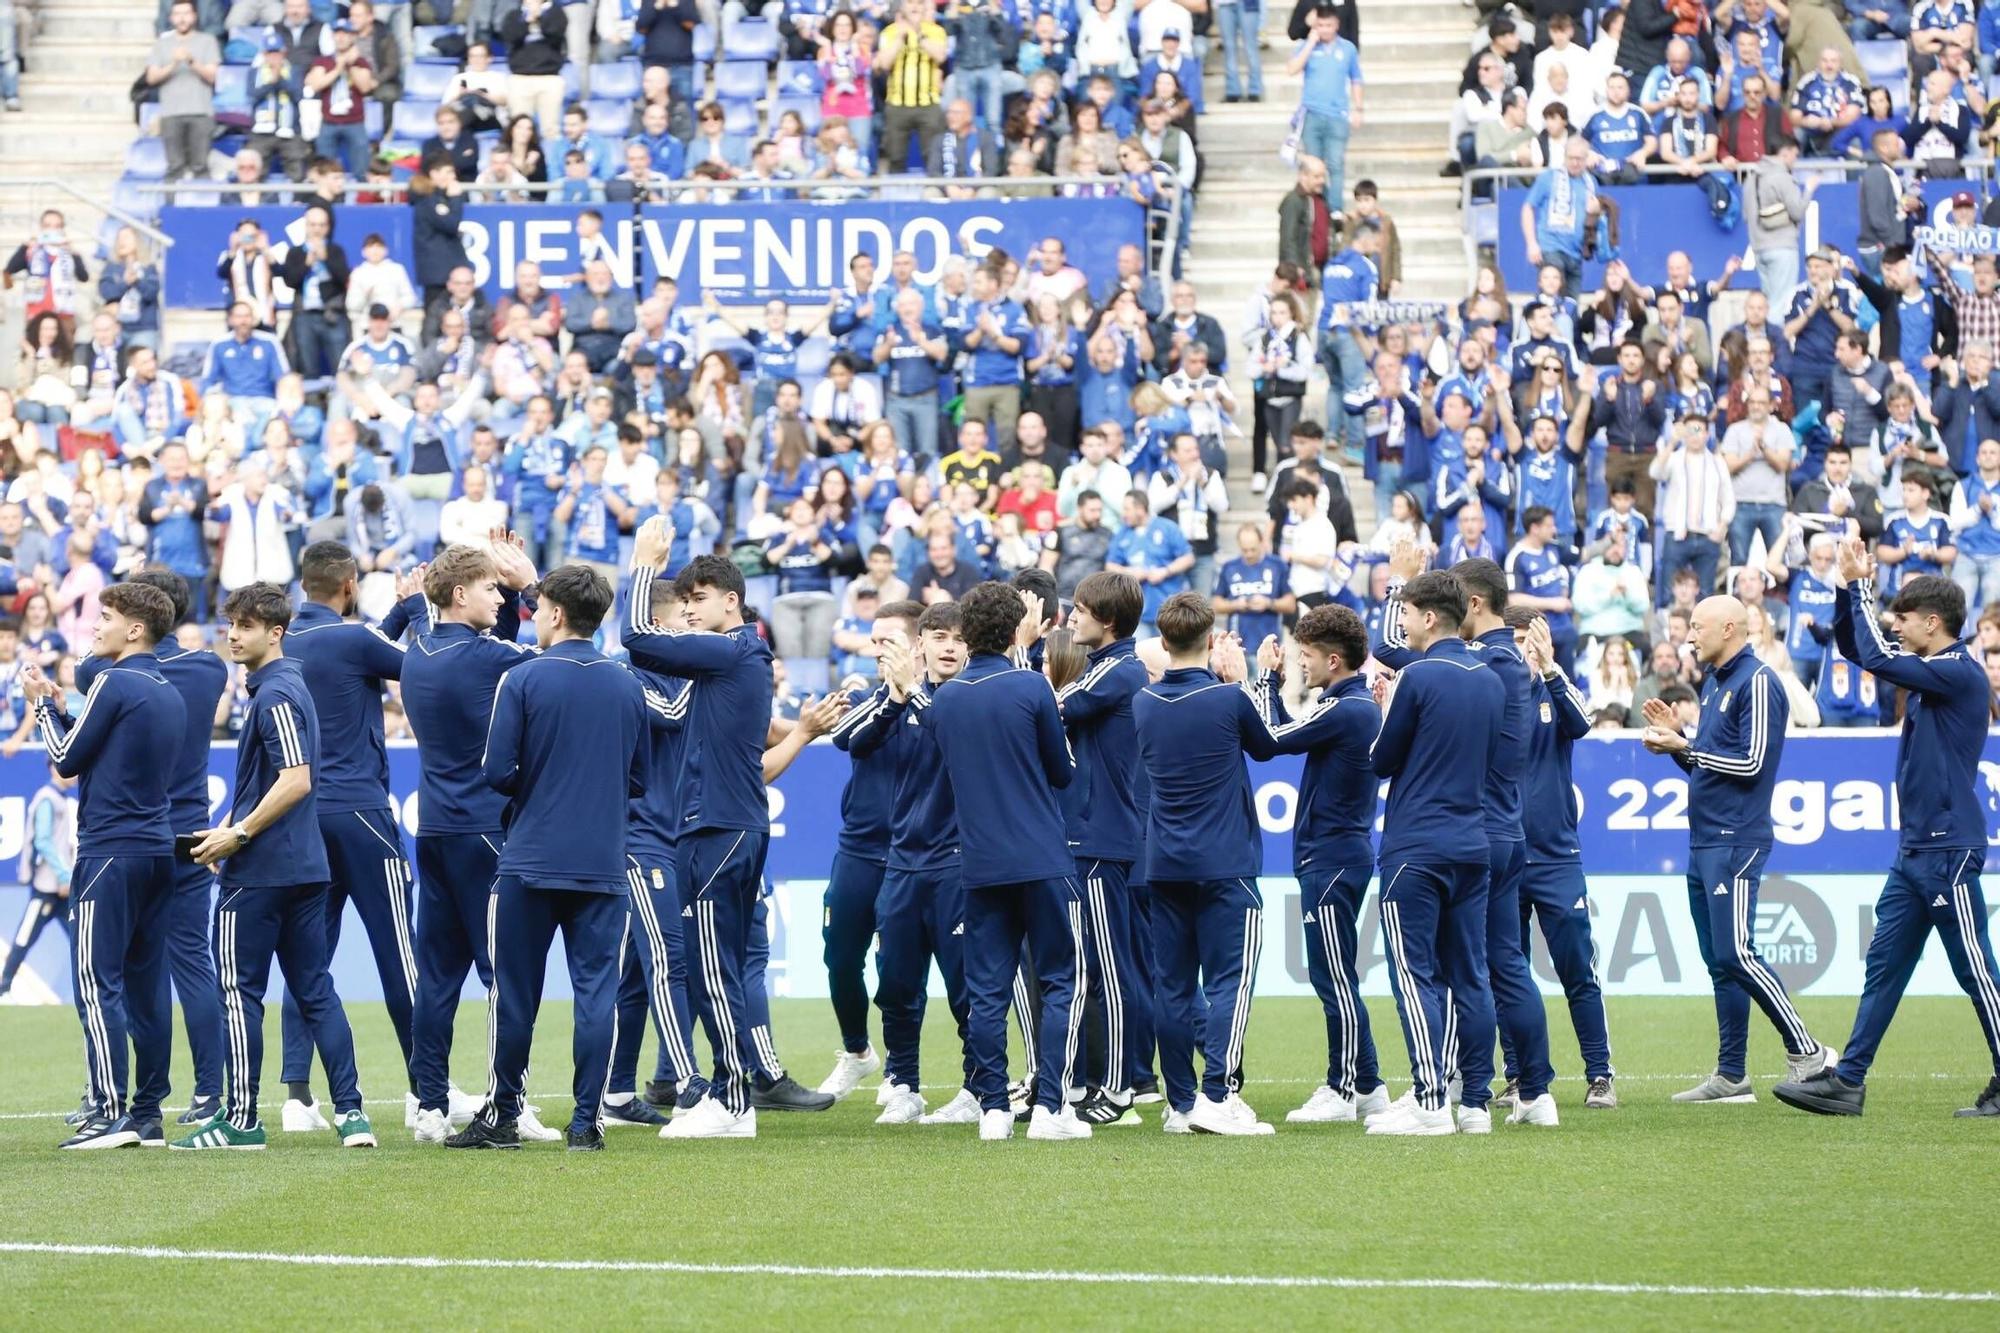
left=170, top=1116, right=267, bottom=1150
left=335, top=1109, right=377, bottom=1148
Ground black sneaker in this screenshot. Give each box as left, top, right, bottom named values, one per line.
left=1773, top=1068, right=1865, bottom=1117
left=602, top=1097, right=669, bottom=1128
left=134, top=1117, right=165, bottom=1147
left=1009, top=1078, right=1036, bottom=1122
left=643, top=1079, right=678, bottom=1109
left=1131, top=1076, right=1163, bottom=1105
left=751, top=1073, right=835, bottom=1112
left=565, top=1125, right=605, bottom=1151
left=1954, top=1074, right=2000, bottom=1117
left=178, top=1095, right=221, bottom=1125
left=444, top=1116, right=522, bottom=1149
left=1074, top=1086, right=1134, bottom=1126
left=1225, top=92, right=1241, bottom=103
left=676, top=1077, right=710, bottom=1111
left=60, top=1113, right=141, bottom=1150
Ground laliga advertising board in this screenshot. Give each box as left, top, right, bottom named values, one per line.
left=156, top=199, right=1147, bottom=308
left=4, top=734, right=1999, bottom=1006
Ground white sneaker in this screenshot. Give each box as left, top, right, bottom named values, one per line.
left=1364, top=1088, right=1417, bottom=1127
left=660, top=1097, right=757, bottom=1139
left=1456, top=1105, right=1492, bottom=1134
left=817, top=1048, right=882, bottom=1098
left=1188, top=1094, right=1275, bottom=1136
left=1507, top=1093, right=1560, bottom=1127
left=446, top=1085, right=485, bottom=1128
left=1161, top=1107, right=1193, bottom=1134
left=979, top=1108, right=1014, bottom=1141
left=404, top=1091, right=421, bottom=1129
left=1222, top=1092, right=1276, bottom=1134
left=874, top=1078, right=898, bottom=1107
left=516, top=1104, right=563, bottom=1143
left=281, top=1097, right=329, bottom=1132
left=918, top=1088, right=981, bottom=1125
left=875, top=1086, right=926, bottom=1124
left=1251, top=470, right=1268, bottom=494
left=1364, top=1102, right=1456, bottom=1136
left=1354, top=1085, right=1393, bottom=1119
left=1026, top=1104, right=1093, bottom=1140
left=412, top=1108, right=450, bottom=1144
left=1788, top=1043, right=1839, bottom=1084
left=1286, top=1085, right=1358, bottom=1123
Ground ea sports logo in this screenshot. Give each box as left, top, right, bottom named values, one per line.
left=1753, top=876, right=1836, bottom=993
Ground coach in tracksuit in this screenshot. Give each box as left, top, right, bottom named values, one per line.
left=1777, top=556, right=2000, bottom=1117
left=844, top=601, right=977, bottom=1125
left=626, top=522, right=775, bottom=1139
left=1135, top=592, right=1287, bottom=1137
left=1641, top=595, right=1833, bottom=1103
left=389, top=541, right=539, bottom=1141
left=1506, top=607, right=1616, bottom=1109
left=452, top=565, right=646, bottom=1153
left=1380, top=557, right=1553, bottom=1124
left=278, top=542, right=418, bottom=1129
left=33, top=581, right=185, bottom=1150
left=927, top=581, right=1088, bottom=1142
left=1368, top=570, right=1503, bottom=1137
left=77, top=570, right=229, bottom=1128
left=1057, top=572, right=1152, bottom=1126
left=1248, top=604, right=1388, bottom=1125
left=178, top=582, right=375, bottom=1150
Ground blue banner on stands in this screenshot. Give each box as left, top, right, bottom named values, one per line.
left=1495, top=178, right=1976, bottom=291
left=157, top=199, right=1146, bottom=309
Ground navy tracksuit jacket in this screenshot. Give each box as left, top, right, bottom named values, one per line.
left=1834, top=579, right=2000, bottom=1083
left=481, top=638, right=647, bottom=1132
left=824, top=681, right=900, bottom=1056
left=37, top=653, right=184, bottom=1125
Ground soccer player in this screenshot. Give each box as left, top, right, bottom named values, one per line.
left=1131, top=592, right=1284, bottom=1136
left=626, top=520, right=781, bottom=1138
left=1505, top=606, right=1617, bottom=1109
left=77, top=568, right=229, bottom=1127
left=27, top=580, right=186, bottom=1149
left=1641, top=596, right=1835, bottom=1103
left=843, top=601, right=979, bottom=1125
left=447, top=565, right=648, bottom=1152
left=173, top=582, right=376, bottom=1150
left=1366, top=570, right=1503, bottom=1137
left=1247, top=604, right=1391, bottom=1124
left=925, top=581, right=1088, bottom=1141
left=275, top=541, right=420, bottom=1134
left=1775, top=544, right=2000, bottom=1117
left=1058, top=571, right=1151, bottom=1127
left=392, top=537, right=557, bottom=1143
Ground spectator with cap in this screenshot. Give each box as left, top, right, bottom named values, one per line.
left=1288, top=3, right=1364, bottom=213
left=146, top=0, right=222, bottom=193
left=247, top=32, right=310, bottom=183
left=1142, top=29, right=1207, bottom=114
left=305, top=18, right=376, bottom=176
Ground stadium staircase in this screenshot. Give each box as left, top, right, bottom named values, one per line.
left=1200, top=0, right=1466, bottom=535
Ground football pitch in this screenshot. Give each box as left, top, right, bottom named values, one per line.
left=2, top=995, right=1996, bottom=1328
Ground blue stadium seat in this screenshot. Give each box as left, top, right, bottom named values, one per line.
left=1856, top=39, right=1911, bottom=112
left=723, top=17, right=779, bottom=62
left=561, top=61, right=582, bottom=104
left=112, top=175, right=159, bottom=224
left=213, top=65, right=253, bottom=114
left=590, top=60, right=643, bottom=101
left=406, top=61, right=459, bottom=99
left=692, top=22, right=717, bottom=63
left=139, top=102, right=162, bottom=133
left=775, top=58, right=822, bottom=96
left=771, top=92, right=822, bottom=134
left=223, top=24, right=270, bottom=62
left=125, top=136, right=169, bottom=180
left=719, top=97, right=758, bottom=135
left=586, top=97, right=629, bottom=135
left=796, top=336, right=833, bottom=379
left=714, top=59, right=767, bottom=101
left=412, top=23, right=465, bottom=58
left=399, top=95, right=442, bottom=131
left=786, top=658, right=831, bottom=694
left=365, top=99, right=385, bottom=136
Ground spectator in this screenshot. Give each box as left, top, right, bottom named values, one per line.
left=1783, top=247, right=1862, bottom=410
left=1288, top=2, right=1364, bottom=212
left=1583, top=70, right=1653, bottom=183
left=1105, top=487, right=1193, bottom=632
left=1265, top=421, right=1357, bottom=544
left=147, top=0, right=222, bottom=194
left=1147, top=434, right=1229, bottom=595
left=1076, top=0, right=1138, bottom=91
left=1520, top=137, right=1596, bottom=297
left=926, top=97, right=1001, bottom=193
left=875, top=0, right=948, bottom=173
left=1583, top=635, right=1639, bottom=712
left=208, top=458, right=298, bottom=592
left=911, top=527, right=981, bottom=604
left=446, top=41, right=509, bottom=133
left=278, top=207, right=349, bottom=381
left=1720, top=385, right=1794, bottom=564
left=502, top=0, right=569, bottom=134
left=346, top=0, right=399, bottom=132
left=306, top=19, right=376, bottom=176
left=1719, top=72, right=1788, bottom=163
left=1574, top=527, right=1651, bottom=649
left=1650, top=413, right=1735, bottom=604
left=1877, top=468, right=1956, bottom=591
left=246, top=33, right=310, bottom=182
left=1906, top=68, right=1973, bottom=175
left=1478, top=87, right=1538, bottom=170
left=940, top=0, right=1014, bottom=131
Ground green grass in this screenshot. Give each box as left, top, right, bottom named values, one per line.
left=3, top=995, right=1997, bottom=1328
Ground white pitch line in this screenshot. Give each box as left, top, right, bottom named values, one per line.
left=0, top=1242, right=1992, bottom=1305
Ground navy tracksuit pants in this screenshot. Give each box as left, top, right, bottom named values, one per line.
left=1379, top=859, right=1494, bottom=1113
left=1077, top=858, right=1149, bottom=1095
left=610, top=852, right=701, bottom=1094
left=744, top=884, right=782, bottom=1080
left=678, top=829, right=770, bottom=1116
left=70, top=854, right=175, bottom=1123
left=1299, top=865, right=1382, bottom=1098
left=1685, top=845, right=1816, bottom=1080
left=410, top=833, right=499, bottom=1115
left=1129, top=879, right=1158, bottom=1083
left=1484, top=839, right=1553, bottom=1101
left=1508, top=859, right=1613, bottom=1084
left=1838, top=849, right=2000, bottom=1085
left=283, top=809, right=417, bottom=1089
left=214, top=881, right=363, bottom=1131
left=964, top=877, right=1084, bottom=1114
left=161, top=860, right=225, bottom=1099
left=484, top=876, right=626, bottom=1133
left=823, top=852, right=885, bottom=1056
left=874, top=865, right=973, bottom=1093
left=1152, top=876, right=1263, bottom=1112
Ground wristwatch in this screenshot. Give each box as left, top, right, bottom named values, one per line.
left=231, top=825, right=251, bottom=849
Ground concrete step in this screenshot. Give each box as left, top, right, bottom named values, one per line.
left=20, top=42, right=153, bottom=81
left=34, top=5, right=160, bottom=44
left=19, top=74, right=148, bottom=117
left=0, top=122, right=141, bottom=164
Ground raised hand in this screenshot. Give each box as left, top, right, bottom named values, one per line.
left=1640, top=696, right=1676, bottom=732
left=18, top=662, right=52, bottom=705
left=1388, top=537, right=1425, bottom=583
left=1836, top=533, right=1873, bottom=585
left=395, top=562, right=429, bottom=601
left=798, top=690, right=852, bottom=738
left=632, top=515, right=674, bottom=570
left=1525, top=616, right=1555, bottom=676
left=1209, top=631, right=1247, bottom=683
left=1255, top=633, right=1284, bottom=676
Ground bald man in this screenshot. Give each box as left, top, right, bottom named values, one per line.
left=1641, top=597, right=1834, bottom=1103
